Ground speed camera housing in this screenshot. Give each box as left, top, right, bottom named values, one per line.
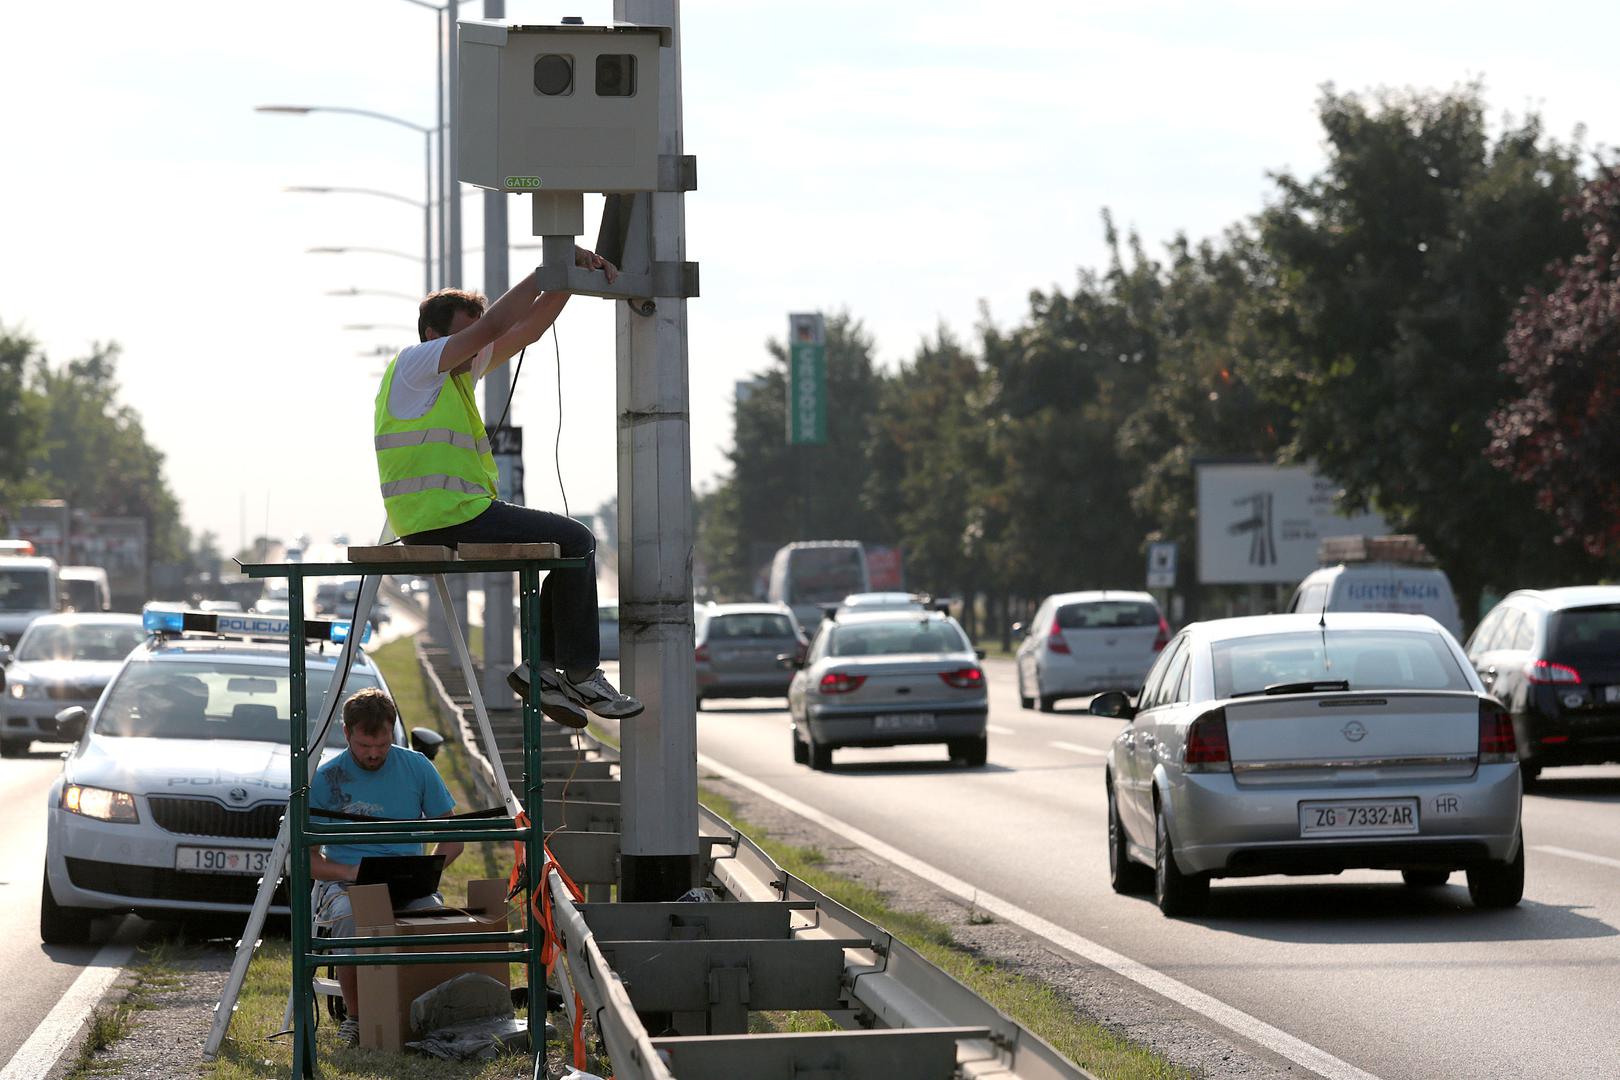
left=458, top=21, right=666, bottom=194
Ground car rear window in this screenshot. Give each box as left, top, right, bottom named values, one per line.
left=1057, top=601, right=1159, bottom=629
left=829, top=620, right=968, bottom=657
left=16, top=623, right=145, bottom=662
left=1211, top=630, right=1471, bottom=698
left=708, top=614, right=796, bottom=639
left=1550, top=607, right=1620, bottom=660
left=96, top=659, right=381, bottom=745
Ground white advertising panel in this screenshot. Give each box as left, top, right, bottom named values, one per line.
left=1196, top=464, right=1388, bottom=584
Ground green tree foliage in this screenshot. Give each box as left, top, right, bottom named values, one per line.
left=1489, top=167, right=1620, bottom=559
left=1255, top=84, right=1597, bottom=617
left=0, top=327, right=187, bottom=566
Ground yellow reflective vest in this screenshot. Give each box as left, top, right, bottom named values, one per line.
left=373, top=353, right=498, bottom=537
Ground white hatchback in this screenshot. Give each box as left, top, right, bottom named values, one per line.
left=1016, top=591, right=1168, bottom=711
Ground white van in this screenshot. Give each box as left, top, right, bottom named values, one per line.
left=1287, top=536, right=1462, bottom=639
left=59, top=566, right=112, bottom=612
left=767, top=542, right=870, bottom=632
left=0, top=557, right=61, bottom=647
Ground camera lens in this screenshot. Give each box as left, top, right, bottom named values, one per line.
left=595, top=54, right=636, bottom=97
left=534, top=54, right=573, bottom=96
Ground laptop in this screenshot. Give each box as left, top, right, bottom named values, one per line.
left=354, top=853, right=446, bottom=908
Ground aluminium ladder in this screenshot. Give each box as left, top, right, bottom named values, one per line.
left=232, top=545, right=583, bottom=1079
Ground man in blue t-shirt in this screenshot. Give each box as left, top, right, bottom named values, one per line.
left=309, top=687, right=463, bottom=1046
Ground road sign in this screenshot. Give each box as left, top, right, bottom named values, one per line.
left=491, top=425, right=524, bottom=504
left=787, top=312, right=826, bottom=445
left=489, top=425, right=523, bottom=456
left=1147, top=541, right=1178, bottom=588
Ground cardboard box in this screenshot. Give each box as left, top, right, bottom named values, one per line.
left=351, top=878, right=512, bottom=1052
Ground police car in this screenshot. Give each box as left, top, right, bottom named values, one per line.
left=40, top=606, right=435, bottom=943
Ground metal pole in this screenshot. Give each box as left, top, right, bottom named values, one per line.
left=614, top=0, right=697, bottom=901
left=481, top=0, right=515, bottom=710
left=436, top=8, right=447, bottom=290
left=423, top=129, right=434, bottom=296
left=447, top=11, right=462, bottom=289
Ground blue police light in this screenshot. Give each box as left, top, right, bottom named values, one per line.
left=142, top=608, right=187, bottom=634
left=330, top=620, right=373, bottom=645
left=142, top=605, right=371, bottom=644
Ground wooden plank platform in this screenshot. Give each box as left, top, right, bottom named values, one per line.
left=345, top=544, right=457, bottom=563
left=457, top=542, right=562, bottom=560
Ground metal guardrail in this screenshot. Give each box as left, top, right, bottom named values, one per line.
left=420, top=647, right=1097, bottom=1079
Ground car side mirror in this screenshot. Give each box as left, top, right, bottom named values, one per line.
left=1089, top=691, right=1136, bottom=721
left=55, top=706, right=89, bottom=742
left=1010, top=622, right=1025, bottom=641
left=0, top=643, right=11, bottom=667
left=974, top=648, right=986, bottom=660
left=410, top=726, right=445, bottom=761
left=775, top=653, right=801, bottom=670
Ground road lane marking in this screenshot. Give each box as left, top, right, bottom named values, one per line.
left=697, top=750, right=1383, bottom=1080
left=0, top=938, right=135, bottom=1080
left=1050, top=740, right=1107, bottom=757
left=1533, top=844, right=1620, bottom=871
left=986, top=724, right=1015, bottom=736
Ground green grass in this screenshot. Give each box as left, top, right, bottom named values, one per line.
left=697, top=787, right=1199, bottom=1080
left=65, top=939, right=207, bottom=1079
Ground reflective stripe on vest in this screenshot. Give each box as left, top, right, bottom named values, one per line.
left=373, top=428, right=492, bottom=456
left=373, top=353, right=498, bottom=536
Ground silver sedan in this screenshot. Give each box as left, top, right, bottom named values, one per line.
left=1093, top=613, right=1523, bottom=916
left=787, top=610, right=988, bottom=770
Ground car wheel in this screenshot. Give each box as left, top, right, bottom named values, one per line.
left=1038, top=694, right=1056, bottom=713
left=1519, top=762, right=1541, bottom=789
left=791, top=727, right=808, bottom=765
left=807, top=735, right=833, bottom=772
left=1466, top=842, right=1525, bottom=910
left=40, top=868, right=93, bottom=945
left=948, top=735, right=988, bottom=768
left=1401, top=869, right=1450, bottom=887
left=1154, top=805, right=1208, bottom=917
left=1017, top=670, right=1033, bottom=710
left=0, top=738, right=27, bottom=758
left=695, top=694, right=704, bottom=712
left=1108, top=781, right=1153, bottom=895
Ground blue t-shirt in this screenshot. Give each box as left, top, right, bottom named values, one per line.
left=310, top=745, right=455, bottom=865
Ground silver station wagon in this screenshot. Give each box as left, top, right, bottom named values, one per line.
left=1093, top=613, right=1523, bottom=916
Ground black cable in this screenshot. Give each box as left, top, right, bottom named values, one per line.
left=490, top=345, right=526, bottom=435
left=553, top=326, right=568, bottom=518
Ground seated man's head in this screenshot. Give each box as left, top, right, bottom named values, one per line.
left=418, top=289, right=487, bottom=341
left=341, top=687, right=397, bottom=771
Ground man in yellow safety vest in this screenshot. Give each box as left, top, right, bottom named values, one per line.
left=373, top=247, right=639, bottom=728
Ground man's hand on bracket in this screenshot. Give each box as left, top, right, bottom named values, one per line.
left=574, top=245, right=619, bottom=285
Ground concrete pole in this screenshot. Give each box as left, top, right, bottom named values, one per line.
left=435, top=10, right=447, bottom=289
left=614, top=0, right=697, bottom=901
left=480, top=0, right=515, bottom=710
left=441, top=4, right=471, bottom=645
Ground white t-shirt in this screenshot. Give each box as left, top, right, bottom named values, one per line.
left=386, top=339, right=497, bottom=420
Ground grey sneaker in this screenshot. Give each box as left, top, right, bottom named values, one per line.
left=506, top=664, right=589, bottom=729
left=337, top=1017, right=360, bottom=1047
left=558, top=668, right=644, bottom=720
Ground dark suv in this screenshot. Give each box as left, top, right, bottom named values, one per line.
left=1466, top=587, right=1620, bottom=783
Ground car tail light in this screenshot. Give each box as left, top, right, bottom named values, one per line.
left=939, top=667, right=985, bottom=689
left=1526, top=659, right=1581, bottom=685
left=1046, top=618, right=1070, bottom=654
left=1153, top=615, right=1171, bottom=652
left=694, top=644, right=710, bottom=663
left=819, top=671, right=866, bottom=694
left=1182, top=708, right=1230, bottom=772
left=1479, top=700, right=1517, bottom=763
left=1540, top=734, right=1569, bottom=745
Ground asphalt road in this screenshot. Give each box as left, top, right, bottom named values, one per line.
left=689, top=656, right=1620, bottom=1080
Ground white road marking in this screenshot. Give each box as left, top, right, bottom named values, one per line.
left=986, top=724, right=1015, bottom=736
left=0, top=939, right=135, bottom=1080
left=1050, top=740, right=1108, bottom=757
left=1533, top=844, right=1620, bottom=871
left=697, top=750, right=1383, bottom=1080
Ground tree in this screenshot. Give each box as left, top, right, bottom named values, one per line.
left=1489, top=167, right=1620, bottom=559
left=0, top=325, right=47, bottom=515
left=1255, top=84, right=1598, bottom=620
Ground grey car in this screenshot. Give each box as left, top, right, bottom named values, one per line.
left=787, top=610, right=988, bottom=770
left=1, top=613, right=146, bottom=756
left=1093, top=613, right=1523, bottom=916
left=694, top=603, right=805, bottom=707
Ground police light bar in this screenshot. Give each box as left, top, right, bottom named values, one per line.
left=142, top=606, right=372, bottom=644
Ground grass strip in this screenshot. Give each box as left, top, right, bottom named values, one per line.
left=697, top=787, right=1199, bottom=1080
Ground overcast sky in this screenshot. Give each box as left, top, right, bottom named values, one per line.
left=3, top=1, right=1614, bottom=553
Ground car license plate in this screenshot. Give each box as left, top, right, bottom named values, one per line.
left=175, top=846, right=273, bottom=875
left=1298, top=799, right=1419, bottom=837
left=1604, top=685, right=1620, bottom=704
left=873, top=713, right=935, bottom=732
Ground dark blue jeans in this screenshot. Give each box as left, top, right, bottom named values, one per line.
left=405, top=500, right=598, bottom=670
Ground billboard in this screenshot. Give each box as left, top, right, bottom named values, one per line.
left=1196, top=463, right=1388, bottom=585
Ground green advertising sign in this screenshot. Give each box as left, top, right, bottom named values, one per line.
left=787, top=313, right=827, bottom=445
